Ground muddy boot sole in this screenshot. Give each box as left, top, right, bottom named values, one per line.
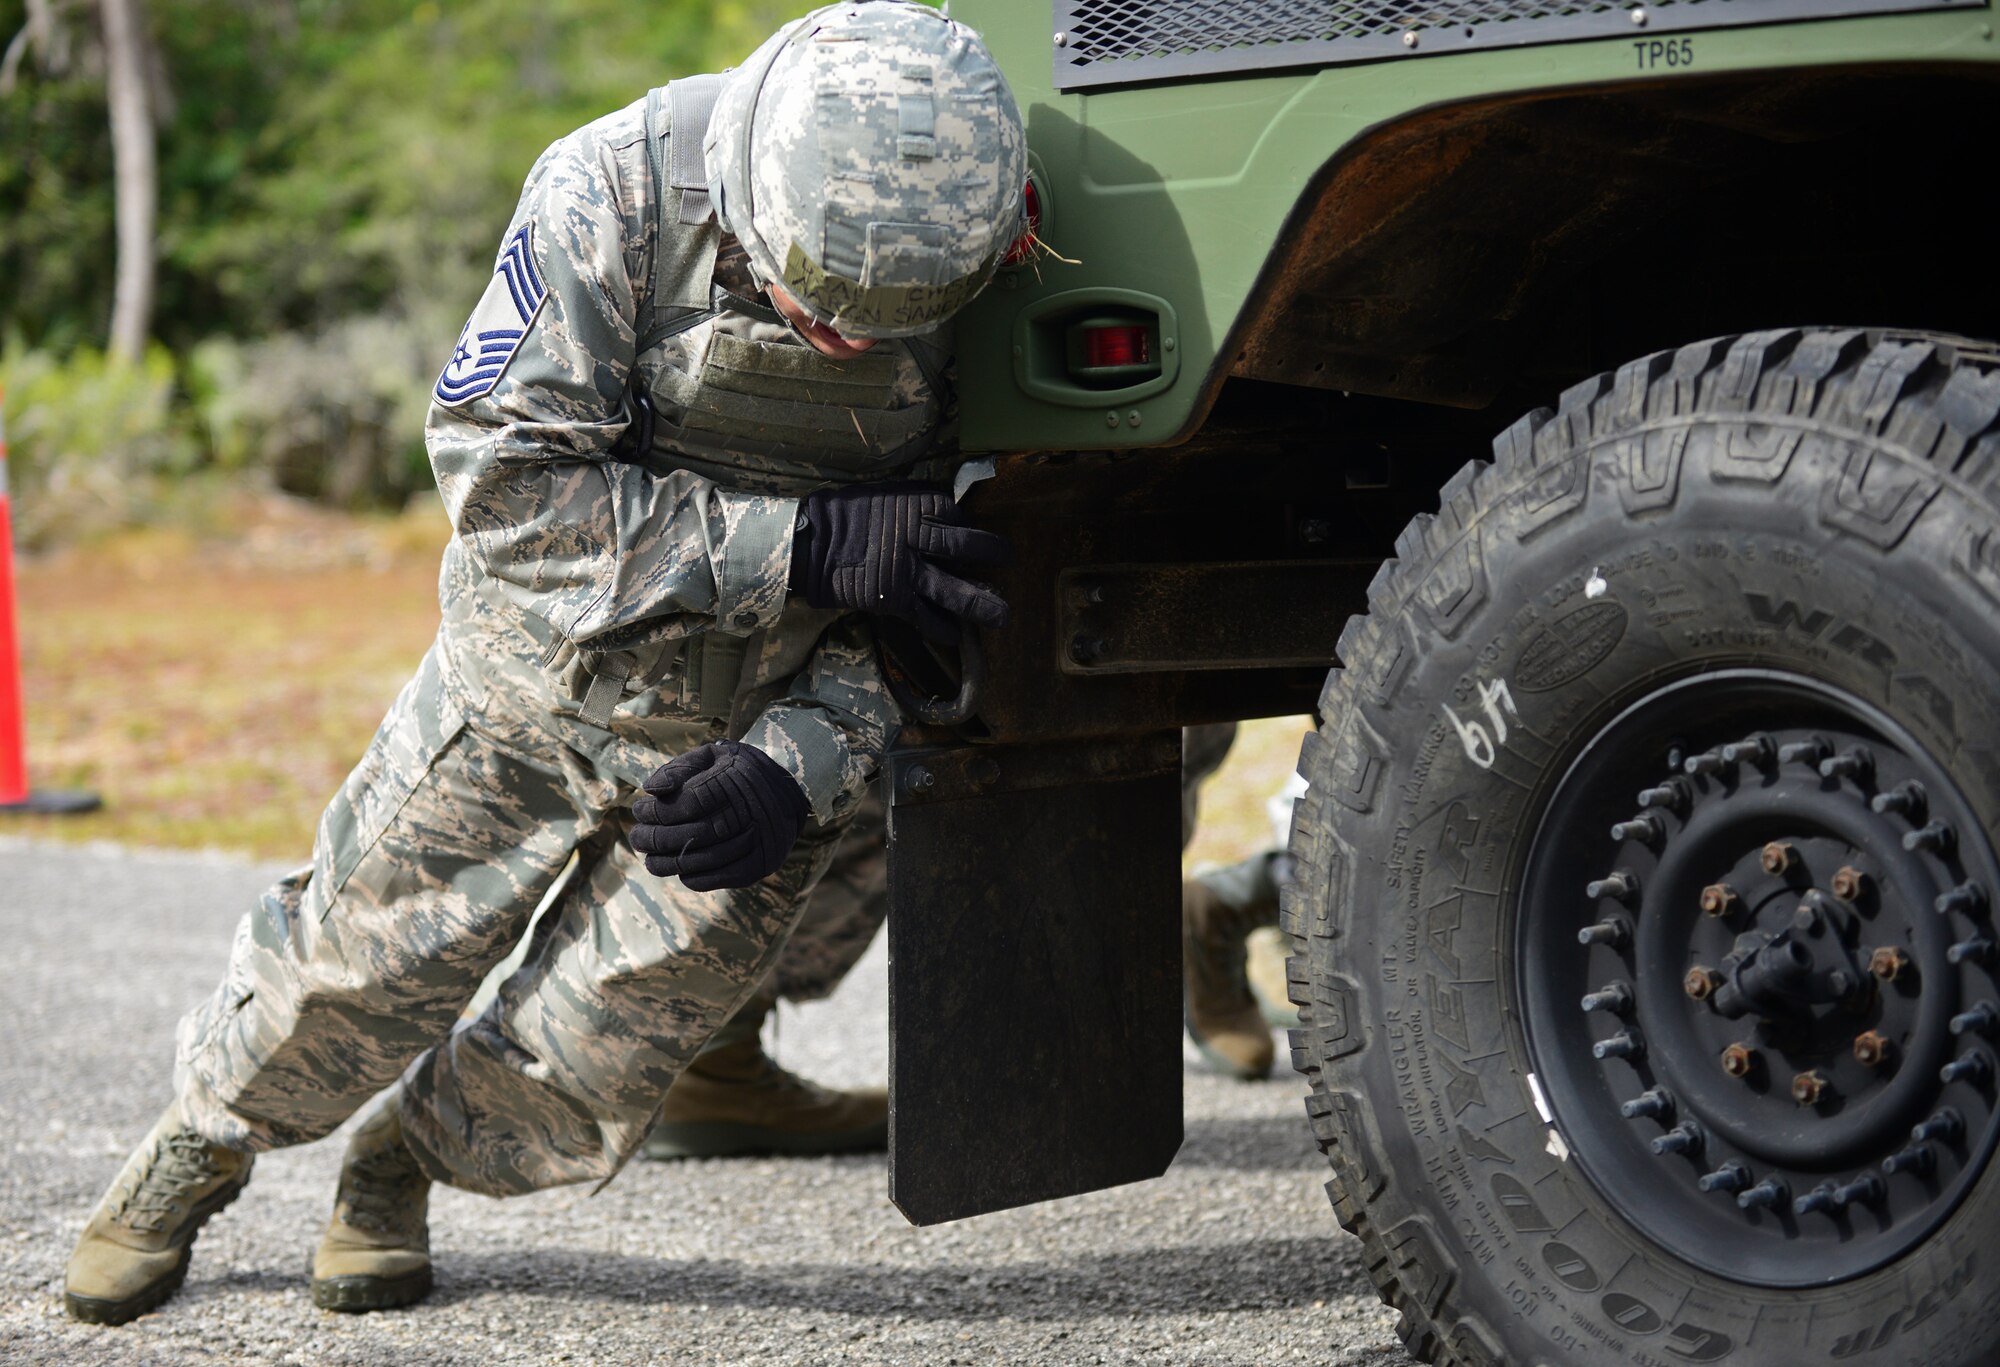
left=312, top=1265, right=434, bottom=1313
left=64, top=1249, right=189, bottom=1327
left=641, top=1116, right=889, bottom=1161
left=63, top=1172, right=249, bottom=1326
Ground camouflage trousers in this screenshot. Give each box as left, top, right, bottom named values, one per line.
left=173, top=640, right=881, bottom=1198
left=760, top=783, right=885, bottom=1006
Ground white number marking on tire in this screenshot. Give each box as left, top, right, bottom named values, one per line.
left=1443, top=678, right=1521, bottom=770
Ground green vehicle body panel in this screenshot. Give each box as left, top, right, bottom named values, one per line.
left=948, top=4, right=2000, bottom=453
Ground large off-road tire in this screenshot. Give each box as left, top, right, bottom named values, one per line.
left=1287, top=330, right=2000, bottom=1366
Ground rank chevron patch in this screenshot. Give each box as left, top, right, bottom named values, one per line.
left=435, top=224, right=548, bottom=406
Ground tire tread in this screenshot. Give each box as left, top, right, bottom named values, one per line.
left=1286, top=327, right=2000, bottom=1367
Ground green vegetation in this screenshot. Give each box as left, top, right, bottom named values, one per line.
left=1, top=0, right=815, bottom=541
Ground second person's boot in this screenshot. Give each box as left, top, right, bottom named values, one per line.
left=642, top=1000, right=888, bottom=1159
left=1183, top=871, right=1278, bottom=1079
left=311, top=1091, right=433, bottom=1312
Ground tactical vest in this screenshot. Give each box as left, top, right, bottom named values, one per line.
left=533, top=79, right=957, bottom=731
left=611, top=78, right=952, bottom=491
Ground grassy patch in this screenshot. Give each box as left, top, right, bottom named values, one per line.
left=5, top=497, right=1313, bottom=869
left=1182, top=715, right=1312, bottom=874
left=6, top=497, right=448, bottom=858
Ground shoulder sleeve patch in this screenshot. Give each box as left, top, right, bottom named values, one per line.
left=434, top=224, right=550, bottom=407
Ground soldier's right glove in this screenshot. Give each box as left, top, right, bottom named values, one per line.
left=630, top=740, right=808, bottom=892
left=789, top=483, right=1010, bottom=643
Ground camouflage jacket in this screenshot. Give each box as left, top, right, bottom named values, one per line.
left=423, top=90, right=952, bottom=822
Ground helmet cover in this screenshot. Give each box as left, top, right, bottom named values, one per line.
left=705, top=0, right=1026, bottom=340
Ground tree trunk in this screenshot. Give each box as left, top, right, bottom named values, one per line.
left=100, top=0, right=156, bottom=364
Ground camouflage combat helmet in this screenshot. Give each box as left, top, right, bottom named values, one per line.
left=704, top=0, right=1026, bottom=340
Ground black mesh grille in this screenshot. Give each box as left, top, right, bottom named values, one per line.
left=1067, top=0, right=1606, bottom=53
left=1052, top=0, right=1977, bottom=89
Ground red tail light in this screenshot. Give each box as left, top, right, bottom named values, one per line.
left=1079, top=324, right=1150, bottom=369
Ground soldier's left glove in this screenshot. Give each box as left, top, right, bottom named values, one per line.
left=630, top=740, right=809, bottom=892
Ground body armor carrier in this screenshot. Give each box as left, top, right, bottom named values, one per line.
left=609, top=79, right=953, bottom=493
left=540, top=78, right=957, bottom=730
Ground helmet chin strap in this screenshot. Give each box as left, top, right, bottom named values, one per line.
left=755, top=274, right=870, bottom=353
left=751, top=273, right=824, bottom=348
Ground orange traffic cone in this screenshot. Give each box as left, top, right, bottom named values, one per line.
left=0, top=387, right=100, bottom=815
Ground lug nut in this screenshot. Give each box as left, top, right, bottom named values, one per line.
left=1684, top=967, right=1722, bottom=1001
left=1722, top=733, right=1775, bottom=767
left=1699, top=883, right=1741, bottom=917
left=1949, top=1003, right=1998, bottom=1038
left=1778, top=735, right=1830, bottom=766
left=1913, top=1107, right=1965, bottom=1144
left=1853, top=1030, right=1893, bottom=1067
left=1594, top=1030, right=1644, bottom=1061
left=1578, top=917, right=1631, bottom=949
left=1682, top=749, right=1728, bottom=776
left=1940, top=1051, right=1993, bottom=1086
left=1830, top=866, right=1866, bottom=901
left=1883, top=1143, right=1935, bottom=1176
left=1587, top=870, right=1639, bottom=902
left=1936, top=882, right=1989, bottom=917
left=1699, top=1161, right=1751, bottom=1193
left=1638, top=780, right=1690, bottom=815
left=1793, top=1183, right=1841, bottom=1216
left=1650, top=1121, right=1702, bottom=1157
left=1581, top=981, right=1634, bottom=1015
left=1761, top=842, right=1798, bottom=875
left=1869, top=946, right=1910, bottom=982
left=1820, top=746, right=1875, bottom=783
left=1904, top=820, right=1956, bottom=855
left=1737, top=1178, right=1788, bottom=1211
left=1834, top=1174, right=1883, bottom=1207
left=1792, top=1070, right=1830, bottom=1106
left=1610, top=814, right=1665, bottom=845
left=1871, top=780, right=1927, bottom=820
left=1620, top=1088, right=1673, bottom=1121
left=1948, top=935, right=1996, bottom=966
left=1721, top=1042, right=1757, bottom=1078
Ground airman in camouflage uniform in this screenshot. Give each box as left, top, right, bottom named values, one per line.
left=65, top=0, right=1024, bottom=1325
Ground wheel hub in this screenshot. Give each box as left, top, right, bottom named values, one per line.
left=1519, top=671, right=2000, bottom=1286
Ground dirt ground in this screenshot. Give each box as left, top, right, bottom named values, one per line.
left=6, top=499, right=447, bottom=856
left=5, top=497, right=1309, bottom=865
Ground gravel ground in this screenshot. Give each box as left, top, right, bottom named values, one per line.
left=0, top=836, right=1414, bottom=1366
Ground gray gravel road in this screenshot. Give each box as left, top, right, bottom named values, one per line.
left=0, top=836, right=1414, bottom=1366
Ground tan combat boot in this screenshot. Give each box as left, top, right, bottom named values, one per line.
left=310, top=1093, right=433, bottom=1312
left=1183, top=878, right=1276, bottom=1079
left=64, top=1100, right=254, bottom=1325
left=642, top=1002, right=888, bottom=1159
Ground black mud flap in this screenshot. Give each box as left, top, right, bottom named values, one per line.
left=885, top=733, right=1183, bottom=1225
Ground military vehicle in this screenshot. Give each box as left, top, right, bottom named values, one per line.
left=875, top=2, right=2000, bottom=1363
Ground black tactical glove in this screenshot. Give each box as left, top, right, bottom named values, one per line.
left=629, top=740, right=809, bottom=892
left=789, top=483, right=1010, bottom=643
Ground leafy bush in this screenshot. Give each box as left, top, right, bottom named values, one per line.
left=0, top=0, right=834, bottom=544
left=0, top=341, right=198, bottom=548
left=187, top=314, right=439, bottom=508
